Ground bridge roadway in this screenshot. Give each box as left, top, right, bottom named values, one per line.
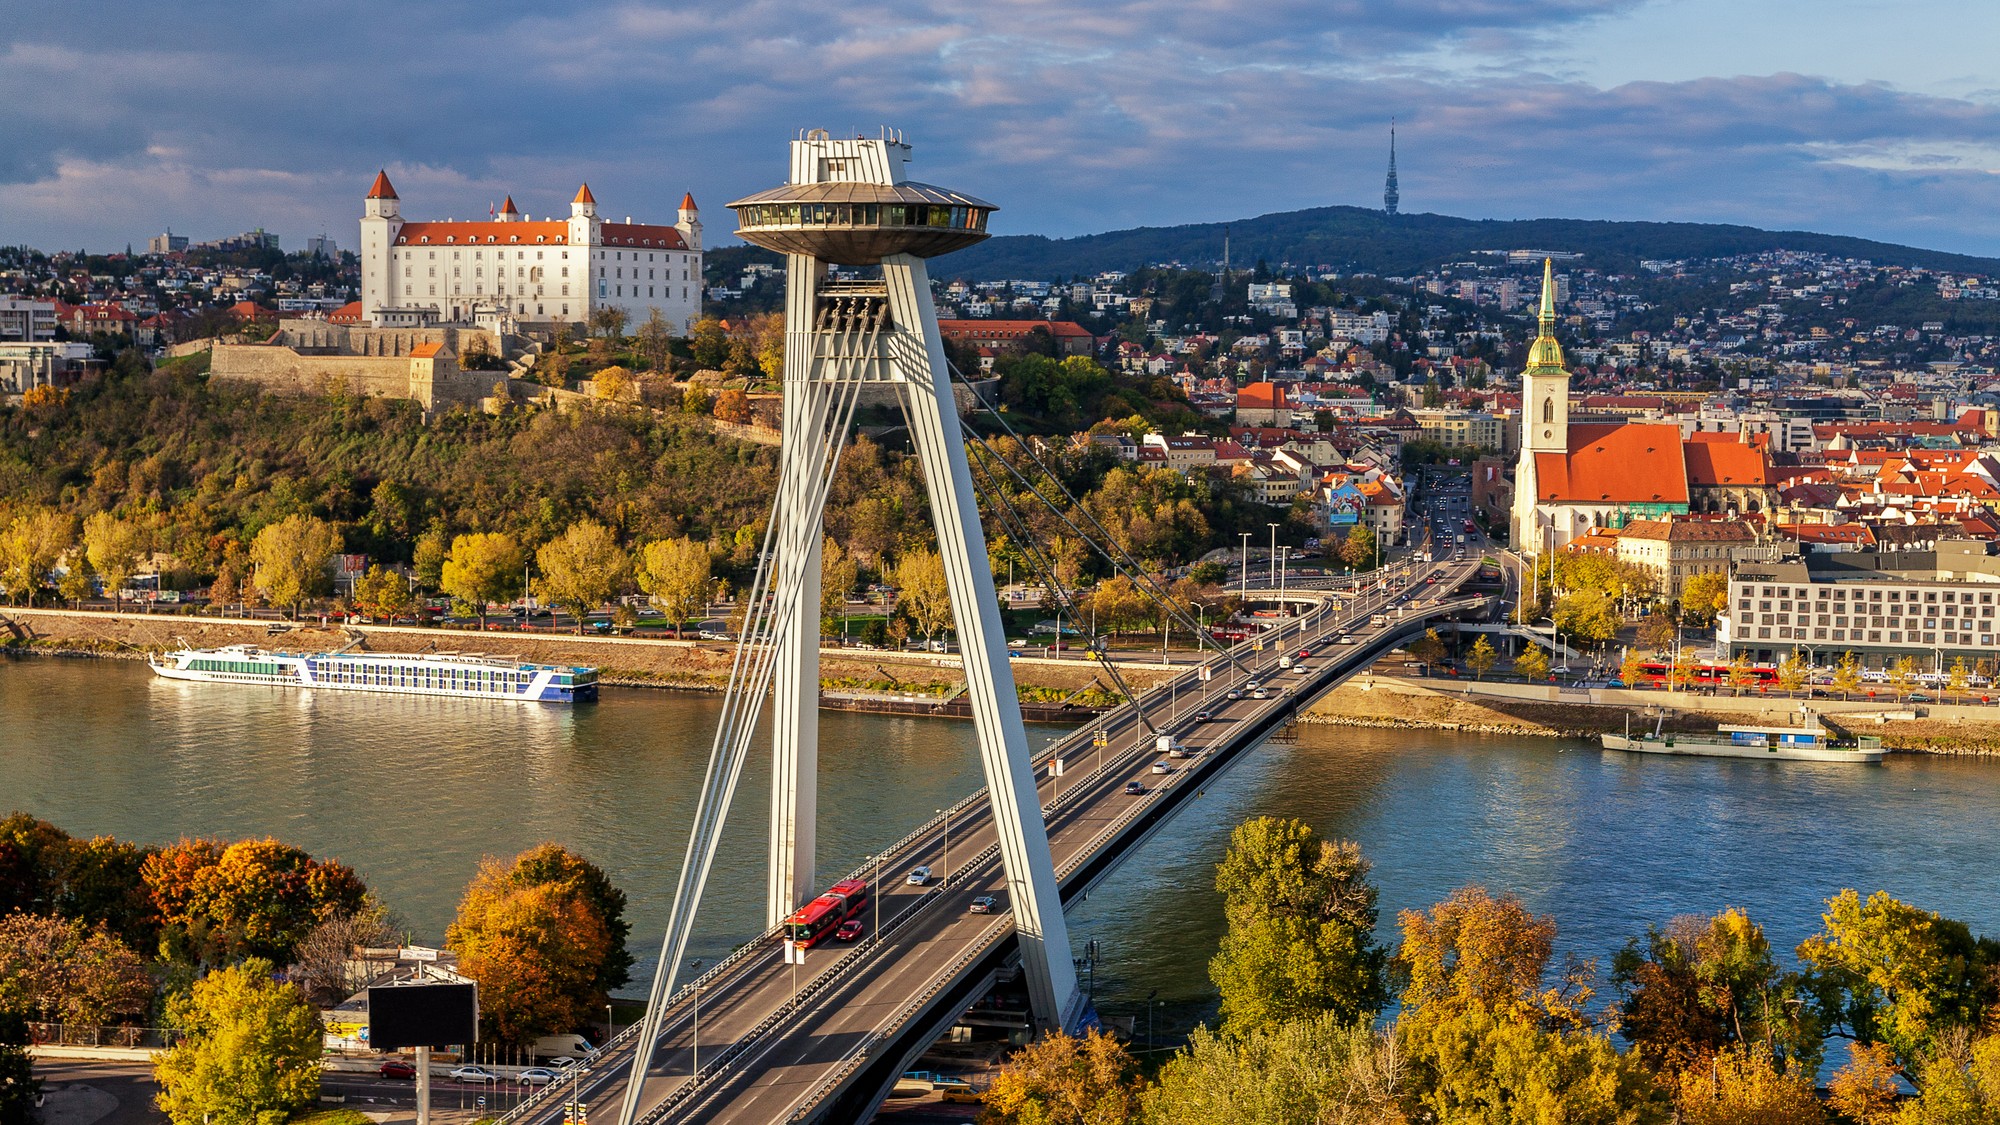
left=504, top=558, right=1487, bottom=1125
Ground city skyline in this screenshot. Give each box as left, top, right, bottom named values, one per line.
left=5, top=0, right=2000, bottom=256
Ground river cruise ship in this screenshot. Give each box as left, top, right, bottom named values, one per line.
left=148, top=644, right=598, bottom=704
left=1602, top=711, right=1883, bottom=763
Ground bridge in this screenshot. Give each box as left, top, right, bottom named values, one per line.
left=498, top=558, right=1489, bottom=1125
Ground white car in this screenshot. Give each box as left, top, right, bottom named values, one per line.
left=906, top=865, right=932, bottom=886
left=1252, top=688, right=1269, bottom=699
left=1151, top=760, right=1172, bottom=774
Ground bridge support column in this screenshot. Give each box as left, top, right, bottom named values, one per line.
left=769, top=268, right=823, bottom=926
left=886, top=253, right=1080, bottom=1031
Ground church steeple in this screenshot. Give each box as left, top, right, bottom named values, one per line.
left=1383, top=121, right=1400, bottom=216
left=1524, top=257, right=1565, bottom=373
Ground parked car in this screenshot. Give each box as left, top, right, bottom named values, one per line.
left=448, top=1065, right=500, bottom=1083
left=518, top=1068, right=561, bottom=1086
left=906, top=865, right=932, bottom=886
left=968, top=896, right=998, bottom=914
left=836, top=919, right=865, bottom=941
left=379, top=1059, right=416, bottom=1080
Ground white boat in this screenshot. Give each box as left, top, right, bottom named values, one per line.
left=148, top=643, right=598, bottom=704
left=1602, top=710, right=1884, bottom=763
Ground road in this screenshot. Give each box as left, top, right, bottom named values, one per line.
left=492, top=554, right=1485, bottom=1125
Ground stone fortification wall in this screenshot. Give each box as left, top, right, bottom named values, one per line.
left=272, top=321, right=497, bottom=358
left=210, top=344, right=412, bottom=398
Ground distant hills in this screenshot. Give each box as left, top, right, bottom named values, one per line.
left=929, top=205, right=2000, bottom=280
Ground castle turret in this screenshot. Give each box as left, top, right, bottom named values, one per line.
left=496, top=195, right=519, bottom=222
left=360, top=171, right=403, bottom=324
left=676, top=192, right=702, bottom=252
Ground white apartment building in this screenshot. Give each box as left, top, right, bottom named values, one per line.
left=359, top=172, right=703, bottom=332
left=1723, top=545, right=2000, bottom=668
left=0, top=297, right=58, bottom=342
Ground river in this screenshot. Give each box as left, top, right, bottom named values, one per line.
left=4, top=656, right=1997, bottom=1035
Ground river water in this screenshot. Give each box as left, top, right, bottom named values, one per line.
left=4, top=657, right=1997, bottom=1033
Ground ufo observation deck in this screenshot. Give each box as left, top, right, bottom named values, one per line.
left=728, top=180, right=996, bottom=265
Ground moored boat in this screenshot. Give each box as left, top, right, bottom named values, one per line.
left=147, top=643, right=598, bottom=703
left=1602, top=710, right=1883, bottom=763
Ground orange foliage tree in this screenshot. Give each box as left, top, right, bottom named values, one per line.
left=446, top=846, right=625, bottom=1044
left=141, top=838, right=367, bottom=965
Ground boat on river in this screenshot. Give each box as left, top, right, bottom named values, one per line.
left=148, top=643, right=598, bottom=703
left=1602, top=710, right=1884, bottom=763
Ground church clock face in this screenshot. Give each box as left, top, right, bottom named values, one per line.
left=1542, top=428, right=1553, bottom=440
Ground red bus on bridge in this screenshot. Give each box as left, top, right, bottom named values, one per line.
left=782, top=878, right=870, bottom=948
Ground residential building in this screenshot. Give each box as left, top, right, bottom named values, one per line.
left=1722, top=543, right=2000, bottom=669
left=937, top=319, right=1098, bottom=357
left=1614, top=518, right=1756, bottom=601
left=1410, top=408, right=1504, bottom=450
left=0, top=297, right=58, bottom=342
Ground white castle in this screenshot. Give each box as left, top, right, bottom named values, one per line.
left=357, top=171, right=703, bottom=332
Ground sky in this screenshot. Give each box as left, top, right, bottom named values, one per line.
left=6, top=0, right=2000, bottom=258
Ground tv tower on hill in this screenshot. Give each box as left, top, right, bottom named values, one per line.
left=1384, top=120, right=1400, bottom=215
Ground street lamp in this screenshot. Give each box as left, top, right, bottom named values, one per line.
left=1268, top=523, right=1281, bottom=587
left=937, top=808, right=949, bottom=888
left=1238, top=532, right=1252, bottom=605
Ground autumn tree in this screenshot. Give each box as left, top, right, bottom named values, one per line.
left=893, top=548, right=954, bottom=644
left=1612, top=908, right=1819, bottom=1077
left=1638, top=612, right=1678, bottom=653
left=680, top=385, right=712, bottom=415
left=635, top=308, right=673, bottom=373
left=289, top=900, right=400, bottom=1007
left=248, top=513, right=340, bottom=618
left=1890, top=1032, right=2000, bottom=1123
left=536, top=520, right=629, bottom=633
left=445, top=848, right=621, bottom=1044
left=440, top=531, right=526, bottom=627
left=1142, top=1015, right=1403, bottom=1125
left=1778, top=649, right=1810, bottom=693
left=83, top=512, right=147, bottom=610
left=141, top=837, right=369, bottom=966
left=154, top=959, right=321, bottom=1125
left=0, top=815, right=155, bottom=951
left=1464, top=635, right=1498, bottom=680
left=1339, top=524, right=1377, bottom=571
left=1833, top=651, right=1864, bottom=697
left=504, top=844, right=632, bottom=995
left=1512, top=644, right=1550, bottom=682
left=0, top=507, right=76, bottom=606
left=351, top=564, right=415, bottom=621
left=1797, top=889, right=2000, bottom=1075
left=592, top=365, right=635, bottom=403
left=1210, top=817, right=1386, bottom=1037
left=1670, top=1044, right=1825, bottom=1125
left=1826, top=1041, right=1902, bottom=1125
left=0, top=1012, right=37, bottom=1125
left=0, top=913, right=153, bottom=1026
left=1554, top=588, right=1621, bottom=647
left=1680, top=572, right=1730, bottom=628
left=821, top=537, right=858, bottom=638
left=980, top=1029, right=1140, bottom=1125
left=688, top=316, right=729, bottom=369
left=712, top=388, right=752, bottom=425
left=637, top=536, right=711, bottom=637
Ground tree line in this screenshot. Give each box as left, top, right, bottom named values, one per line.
left=981, top=816, right=2000, bottom=1125
left=0, top=812, right=631, bottom=1125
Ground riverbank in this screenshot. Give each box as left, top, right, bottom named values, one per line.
left=1301, top=674, right=2000, bottom=756
left=0, top=606, right=1166, bottom=709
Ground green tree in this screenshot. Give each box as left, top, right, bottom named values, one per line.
left=1142, top=1015, right=1403, bottom=1125
left=1339, top=524, right=1377, bottom=571
left=248, top=513, right=339, bottom=619
left=980, top=1029, right=1140, bottom=1125
left=1465, top=635, right=1498, bottom=680
left=0, top=507, right=76, bottom=606
left=636, top=536, right=711, bottom=637
left=536, top=520, right=629, bottom=633
left=689, top=316, right=729, bottom=369
left=1409, top=628, right=1447, bottom=666
left=350, top=564, right=414, bottom=621
left=1797, top=889, right=2000, bottom=1075
left=154, top=959, right=322, bottom=1125
left=1210, top=818, right=1386, bottom=1037
left=412, top=527, right=450, bottom=591
left=0, top=913, right=153, bottom=1026
left=1513, top=644, right=1550, bottom=682
left=587, top=306, right=627, bottom=340
left=893, top=548, right=954, bottom=644
left=1554, top=589, right=1620, bottom=647
left=440, top=532, right=525, bottom=628
left=1891, top=1033, right=2000, bottom=1124
left=0, top=1012, right=40, bottom=1125
left=82, top=511, right=147, bottom=611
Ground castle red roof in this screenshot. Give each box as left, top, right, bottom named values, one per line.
left=680, top=192, right=698, bottom=211
left=367, top=171, right=398, bottom=199
left=573, top=183, right=596, bottom=205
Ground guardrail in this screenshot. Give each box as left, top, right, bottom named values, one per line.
left=28, top=1023, right=179, bottom=1049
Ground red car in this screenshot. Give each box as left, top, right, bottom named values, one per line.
left=379, top=1059, right=417, bottom=1079
left=836, top=919, right=865, bottom=942
left=1296, top=649, right=1312, bottom=659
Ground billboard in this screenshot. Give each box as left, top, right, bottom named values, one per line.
left=367, top=983, right=478, bottom=1050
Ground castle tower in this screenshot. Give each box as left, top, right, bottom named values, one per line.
left=1383, top=121, right=1400, bottom=216
left=496, top=195, right=519, bottom=222
left=359, top=171, right=402, bottom=323
left=1513, top=258, right=1570, bottom=552
left=675, top=192, right=702, bottom=252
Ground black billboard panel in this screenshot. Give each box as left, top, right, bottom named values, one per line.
left=368, top=983, right=478, bottom=1049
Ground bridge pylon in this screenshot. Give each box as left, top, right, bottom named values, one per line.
left=618, top=130, right=1080, bottom=1125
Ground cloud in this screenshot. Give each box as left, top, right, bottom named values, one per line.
left=4, top=1, right=2000, bottom=258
